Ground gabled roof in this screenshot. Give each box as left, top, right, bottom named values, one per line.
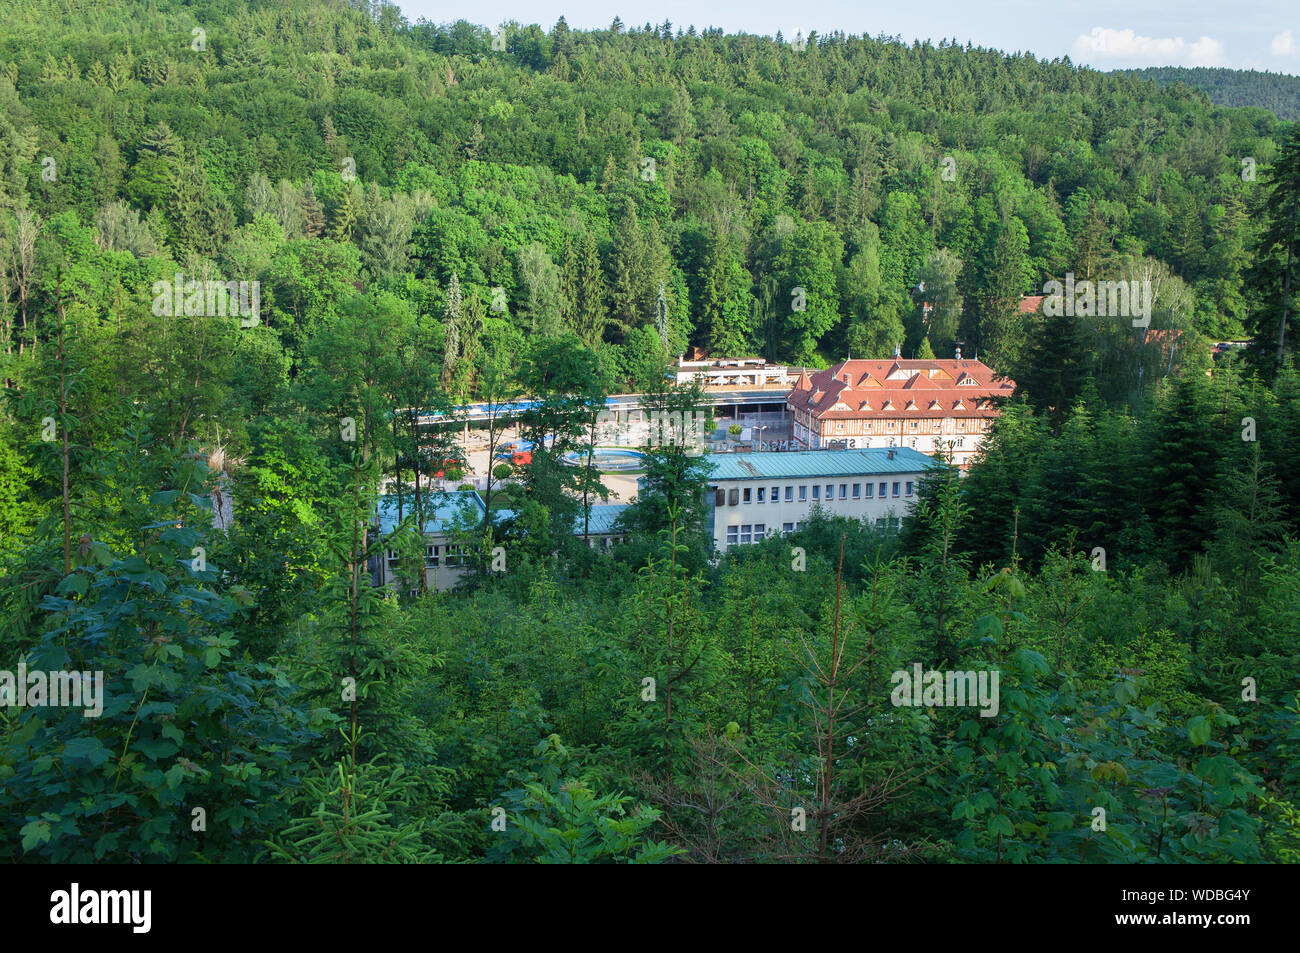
left=902, top=374, right=941, bottom=390
left=786, top=358, right=1014, bottom=421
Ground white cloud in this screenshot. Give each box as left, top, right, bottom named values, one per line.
left=1072, top=27, right=1225, bottom=67
left=1270, top=30, right=1294, bottom=57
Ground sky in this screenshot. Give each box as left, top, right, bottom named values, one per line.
left=393, top=0, right=1300, bottom=74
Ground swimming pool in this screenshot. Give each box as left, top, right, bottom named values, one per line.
left=560, top=447, right=647, bottom=471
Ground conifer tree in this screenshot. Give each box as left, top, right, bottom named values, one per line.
left=1246, top=124, right=1300, bottom=375
left=1014, top=298, right=1093, bottom=434
left=569, top=232, right=608, bottom=347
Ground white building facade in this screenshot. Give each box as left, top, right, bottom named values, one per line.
left=706, top=447, right=933, bottom=552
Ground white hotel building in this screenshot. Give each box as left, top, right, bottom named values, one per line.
left=706, top=447, right=934, bottom=552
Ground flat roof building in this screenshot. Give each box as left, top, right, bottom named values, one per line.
left=705, top=447, right=934, bottom=552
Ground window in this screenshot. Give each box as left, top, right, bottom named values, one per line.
left=906, top=481, right=914, bottom=497
left=864, top=483, right=873, bottom=498
left=426, top=544, right=439, bottom=567
left=826, top=484, right=834, bottom=500
left=727, top=525, right=738, bottom=545
left=771, top=485, right=779, bottom=501
left=839, top=484, right=848, bottom=499
left=812, top=485, right=820, bottom=500
left=742, top=487, right=751, bottom=503
left=785, top=485, right=794, bottom=502
left=740, top=524, right=753, bottom=544
left=879, top=482, right=887, bottom=497
left=892, top=482, right=900, bottom=497
left=783, top=522, right=794, bottom=533
left=799, top=485, right=807, bottom=501
left=757, top=487, right=766, bottom=503
left=852, top=483, right=861, bottom=499
left=753, top=523, right=766, bottom=539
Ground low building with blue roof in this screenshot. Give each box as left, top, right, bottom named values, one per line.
left=371, top=489, right=631, bottom=592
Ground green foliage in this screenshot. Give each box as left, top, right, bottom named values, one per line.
left=487, top=735, right=679, bottom=863
left=0, top=3, right=1296, bottom=867
left=267, top=757, right=443, bottom=864
left=0, top=434, right=314, bottom=862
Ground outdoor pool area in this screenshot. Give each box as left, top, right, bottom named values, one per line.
left=560, top=447, right=647, bottom=471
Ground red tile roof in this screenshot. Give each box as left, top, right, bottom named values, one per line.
left=787, top=358, right=1015, bottom=421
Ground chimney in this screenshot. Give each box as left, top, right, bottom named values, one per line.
left=893, top=342, right=901, bottom=359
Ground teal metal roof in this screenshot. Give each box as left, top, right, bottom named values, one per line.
left=706, top=447, right=936, bottom=481
left=378, top=491, right=629, bottom=538
left=574, top=503, right=630, bottom=535
left=376, top=490, right=484, bottom=536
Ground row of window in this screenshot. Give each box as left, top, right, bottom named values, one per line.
left=732, top=481, right=914, bottom=504
left=386, top=544, right=467, bottom=568
left=827, top=421, right=980, bottom=435
left=728, top=523, right=770, bottom=545
left=388, top=535, right=627, bottom=568
left=727, top=521, right=817, bottom=545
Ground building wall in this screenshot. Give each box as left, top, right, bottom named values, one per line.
left=710, top=472, right=922, bottom=552
left=791, top=410, right=991, bottom=466
left=375, top=531, right=626, bottom=592
left=375, top=536, right=475, bottom=593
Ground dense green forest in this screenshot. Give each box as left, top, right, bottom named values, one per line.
left=1124, top=66, right=1300, bottom=122
left=1, top=0, right=1298, bottom=863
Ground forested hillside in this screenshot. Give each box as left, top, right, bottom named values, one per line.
left=1, top=0, right=1298, bottom=864
left=1124, top=66, right=1300, bottom=122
